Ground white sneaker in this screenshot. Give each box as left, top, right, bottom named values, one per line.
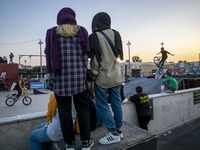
left=117, top=131, right=123, bottom=139
left=99, top=132, right=121, bottom=145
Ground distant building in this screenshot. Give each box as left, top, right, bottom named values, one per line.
left=119, top=62, right=157, bottom=77
left=0, top=56, right=7, bottom=64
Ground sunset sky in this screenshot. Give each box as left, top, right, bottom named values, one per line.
left=0, top=0, right=199, bottom=66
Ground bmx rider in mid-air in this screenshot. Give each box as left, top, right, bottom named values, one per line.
left=157, top=46, right=175, bottom=67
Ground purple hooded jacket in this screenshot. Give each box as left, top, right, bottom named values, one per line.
left=45, top=8, right=90, bottom=73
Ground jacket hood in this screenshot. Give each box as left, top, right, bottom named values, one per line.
left=92, top=12, right=111, bottom=33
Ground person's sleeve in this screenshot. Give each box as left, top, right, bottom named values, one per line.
left=129, top=95, right=137, bottom=103
left=166, top=51, right=171, bottom=54
left=90, top=55, right=99, bottom=76
left=161, top=78, right=168, bottom=83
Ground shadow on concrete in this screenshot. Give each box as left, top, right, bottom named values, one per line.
left=157, top=118, right=200, bottom=150
left=53, top=122, right=157, bottom=150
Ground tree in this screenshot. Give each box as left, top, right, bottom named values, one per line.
left=31, top=66, right=46, bottom=73
left=132, top=56, right=142, bottom=62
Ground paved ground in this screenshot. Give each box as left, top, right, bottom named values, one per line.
left=157, top=118, right=200, bottom=150
left=0, top=89, right=52, bottom=118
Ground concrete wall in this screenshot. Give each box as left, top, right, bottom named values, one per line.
left=1, top=88, right=200, bottom=149
left=122, top=87, right=200, bottom=134
left=0, top=113, right=46, bottom=150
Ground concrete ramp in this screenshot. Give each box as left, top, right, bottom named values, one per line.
left=124, top=78, right=183, bottom=98
left=52, top=122, right=157, bottom=150
left=124, top=78, right=162, bottom=98
left=33, top=88, right=48, bottom=94
left=155, top=68, right=168, bottom=79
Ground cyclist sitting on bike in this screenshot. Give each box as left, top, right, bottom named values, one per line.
left=15, top=76, right=26, bottom=100
left=157, top=47, right=175, bottom=67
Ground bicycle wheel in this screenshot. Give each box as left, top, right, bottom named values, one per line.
left=154, top=56, right=159, bottom=64
left=5, top=98, right=15, bottom=106
left=22, top=96, right=32, bottom=105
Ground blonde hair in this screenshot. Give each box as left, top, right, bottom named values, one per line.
left=57, top=24, right=79, bottom=38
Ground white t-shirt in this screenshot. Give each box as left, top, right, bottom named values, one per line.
left=46, top=109, right=63, bottom=141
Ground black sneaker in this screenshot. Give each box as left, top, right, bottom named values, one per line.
left=82, top=139, right=94, bottom=150
left=66, top=141, right=75, bottom=150
left=165, top=90, right=174, bottom=93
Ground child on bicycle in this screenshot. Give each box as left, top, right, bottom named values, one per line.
left=15, top=76, right=26, bottom=100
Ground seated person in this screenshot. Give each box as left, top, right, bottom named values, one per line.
left=128, top=86, right=151, bottom=131
left=29, top=93, right=76, bottom=150
left=161, top=71, right=178, bottom=93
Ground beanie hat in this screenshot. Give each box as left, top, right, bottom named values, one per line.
left=57, top=7, right=77, bottom=25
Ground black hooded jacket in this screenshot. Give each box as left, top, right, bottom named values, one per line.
left=89, top=12, right=123, bottom=61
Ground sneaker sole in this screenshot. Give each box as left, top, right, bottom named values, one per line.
left=119, top=134, right=123, bottom=139
left=99, top=138, right=121, bottom=145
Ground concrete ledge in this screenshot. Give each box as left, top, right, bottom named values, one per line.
left=0, top=111, right=46, bottom=125
left=52, top=122, right=157, bottom=150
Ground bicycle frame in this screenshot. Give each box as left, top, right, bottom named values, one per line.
left=8, top=89, right=28, bottom=98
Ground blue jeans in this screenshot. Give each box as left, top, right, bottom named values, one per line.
left=163, top=82, right=173, bottom=91
left=29, top=122, right=52, bottom=150
left=93, top=99, right=103, bottom=127
left=95, top=84, right=123, bottom=132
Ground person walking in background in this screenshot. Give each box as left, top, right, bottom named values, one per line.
left=161, top=71, right=178, bottom=93
left=15, top=76, right=26, bottom=100
left=9, top=52, right=14, bottom=64
left=45, top=8, right=93, bottom=150
left=157, top=47, right=174, bottom=67
left=90, top=12, right=124, bottom=145
left=128, top=86, right=151, bottom=131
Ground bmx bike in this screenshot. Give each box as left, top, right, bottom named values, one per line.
left=5, top=89, right=32, bottom=106
left=153, top=56, right=164, bottom=69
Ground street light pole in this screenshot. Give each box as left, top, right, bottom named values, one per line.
left=198, top=52, right=200, bottom=67
left=38, top=40, right=43, bottom=81
left=24, top=59, right=26, bottom=67
left=127, top=41, right=131, bottom=77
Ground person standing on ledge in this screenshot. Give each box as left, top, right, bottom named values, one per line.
left=45, top=7, right=93, bottom=150
left=9, top=52, right=14, bottom=64
left=90, top=12, right=124, bottom=145
left=161, top=71, right=178, bottom=93
left=157, top=47, right=175, bottom=66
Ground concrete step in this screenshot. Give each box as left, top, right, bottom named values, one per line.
left=51, top=122, right=157, bottom=150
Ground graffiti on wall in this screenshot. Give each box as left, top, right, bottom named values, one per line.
left=167, top=61, right=200, bottom=75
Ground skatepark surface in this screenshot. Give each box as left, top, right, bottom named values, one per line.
left=0, top=89, right=52, bottom=118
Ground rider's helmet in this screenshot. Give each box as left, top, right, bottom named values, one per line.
left=161, top=47, right=164, bottom=50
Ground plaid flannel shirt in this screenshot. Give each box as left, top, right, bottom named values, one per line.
left=53, top=33, right=88, bottom=96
